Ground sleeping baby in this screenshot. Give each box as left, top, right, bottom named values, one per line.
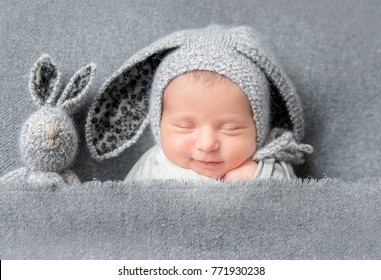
left=86, top=25, right=313, bottom=181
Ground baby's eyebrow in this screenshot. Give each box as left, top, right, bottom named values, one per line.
left=216, top=114, right=249, bottom=122
left=164, top=112, right=196, bottom=121
left=166, top=111, right=193, bottom=116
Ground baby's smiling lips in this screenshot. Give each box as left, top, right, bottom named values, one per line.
left=193, top=159, right=224, bottom=169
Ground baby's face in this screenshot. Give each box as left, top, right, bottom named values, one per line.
left=160, top=71, right=257, bottom=179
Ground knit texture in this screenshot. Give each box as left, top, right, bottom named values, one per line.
left=0, top=54, right=96, bottom=184
left=86, top=25, right=311, bottom=163
left=1, top=0, right=381, bottom=181
left=0, top=167, right=80, bottom=185
left=1, top=0, right=381, bottom=261
left=1, top=178, right=381, bottom=259
left=20, top=107, right=78, bottom=172
left=149, top=35, right=271, bottom=147
left=254, top=128, right=314, bottom=164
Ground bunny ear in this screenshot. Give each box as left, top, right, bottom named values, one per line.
left=57, top=63, right=96, bottom=115
left=29, top=54, right=61, bottom=106
left=86, top=33, right=186, bottom=160
left=232, top=26, right=305, bottom=142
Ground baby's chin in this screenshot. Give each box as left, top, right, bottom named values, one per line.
left=189, top=163, right=228, bottom=179
left=171, top=158, right=230, bottom=179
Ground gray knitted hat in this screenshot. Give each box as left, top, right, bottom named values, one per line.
left=86, top=25, right=312, bottom=163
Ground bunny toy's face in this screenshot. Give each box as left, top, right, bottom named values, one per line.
left=160, top=71, right=257, bottom=179
left=20, top=107, right=78, bottom=172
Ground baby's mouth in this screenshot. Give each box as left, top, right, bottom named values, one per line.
left=193, top=159, right=224, bottom=169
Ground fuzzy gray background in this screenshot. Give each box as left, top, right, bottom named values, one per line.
left=1, top=0, right=381, bottom=260
left=1, top=0, right=380, bottom=181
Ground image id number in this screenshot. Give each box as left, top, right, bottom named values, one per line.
left=211, top=266, right=265, bottom=276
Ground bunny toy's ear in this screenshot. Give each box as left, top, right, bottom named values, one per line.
left=29, top=54, right=61, bottom=106
left=57, top=63, right=96, bottom=115
left=231, top=26, right=305, bottom=142
left=86, top=31, right=187, bottom=161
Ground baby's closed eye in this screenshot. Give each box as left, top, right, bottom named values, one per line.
left=173, top=122, right=195, bottom=132
left=169, top=121, right=248, bottom=135
left=220, top=124, right=246, bottom=135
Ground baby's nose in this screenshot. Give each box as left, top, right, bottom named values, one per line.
left=195, top=129, right=219, bottom=152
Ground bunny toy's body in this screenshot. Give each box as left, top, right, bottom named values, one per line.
left=0, top=54, right=95, bottom=185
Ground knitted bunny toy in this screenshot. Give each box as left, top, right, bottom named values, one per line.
left=0, top=54, right=95, bottom=185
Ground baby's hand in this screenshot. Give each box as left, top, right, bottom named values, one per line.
left=223, top=160, right=258, bottom=181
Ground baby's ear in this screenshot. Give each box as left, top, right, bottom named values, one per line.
left=86, top=31, right=188, bottom=161
left=57, top=63, right=96, bottom=115
left=29, top=54, right=61, bottom=106
left=232, top=26, right=304, bottom=142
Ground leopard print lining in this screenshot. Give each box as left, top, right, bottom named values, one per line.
left=90, top=56, right=159, bottom=155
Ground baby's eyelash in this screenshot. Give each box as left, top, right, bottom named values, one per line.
left=174, top=122, right=195, bottom=129
left=220, top=125, right=242, bottom=130
left=220, top=125, right=245, bottom=136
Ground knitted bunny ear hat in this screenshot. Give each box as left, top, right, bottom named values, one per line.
left=86, top=25, right=312, bottom=163
left=149, top=31, right=271, bottom=148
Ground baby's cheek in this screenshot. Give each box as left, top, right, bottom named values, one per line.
left=162, top=132, right=192, bottom=162
left=225, top=137, right=256, bottom=162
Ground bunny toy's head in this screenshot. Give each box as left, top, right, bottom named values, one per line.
left=20, top=54, right=95, bottom=172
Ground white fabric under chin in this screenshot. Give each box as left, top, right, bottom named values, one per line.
left=125, top=145, right=295, bottom=181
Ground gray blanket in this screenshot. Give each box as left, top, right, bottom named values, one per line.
left=1, top=178, right=380, bottom=259
left=1, top=0, right=380, bottom=259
